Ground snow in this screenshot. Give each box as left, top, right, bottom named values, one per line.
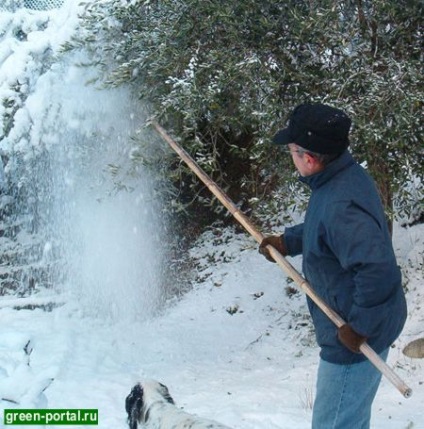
left=0, top=2, right=423, bottom=429
left=1, top=224, right=423, bottom=428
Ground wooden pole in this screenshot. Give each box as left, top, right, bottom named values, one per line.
left=152, top=121, right=412, bottom=399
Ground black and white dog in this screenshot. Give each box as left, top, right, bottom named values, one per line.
left=125, top=380, right=232, bottom=429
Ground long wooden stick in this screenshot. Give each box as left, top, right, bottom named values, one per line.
left=152, top=121, right=412, bottom=399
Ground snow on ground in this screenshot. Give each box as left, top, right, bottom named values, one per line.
left=0, top=2, right=423, bottom=429
left=1, top=223, right=423, bottom=429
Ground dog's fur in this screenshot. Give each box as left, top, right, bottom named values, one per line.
left=125, top=380, right=232, bottom=429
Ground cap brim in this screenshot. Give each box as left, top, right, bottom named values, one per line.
left=272, top=128, right=291, bottom=145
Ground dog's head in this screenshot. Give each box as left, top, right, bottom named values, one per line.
left=125, top=380, right=175, bottom=429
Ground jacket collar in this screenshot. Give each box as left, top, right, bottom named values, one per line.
left=299, top=150, right=355, bottom=190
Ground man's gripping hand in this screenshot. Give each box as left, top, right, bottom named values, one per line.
left=338, top=324, right=367, bottom=353
left=259, top=235, right=288, bottom=263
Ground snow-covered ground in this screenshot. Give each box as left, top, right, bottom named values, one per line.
left=1, top=224, right=423, bottom=429
left=0, top=2, right=423, bottom=429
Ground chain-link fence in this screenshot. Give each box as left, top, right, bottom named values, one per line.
left=0, top=0, right=64, bottom=12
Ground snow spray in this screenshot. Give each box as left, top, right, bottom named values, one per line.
left=49, top=64, right=165, bottom=322
left=15, top=54, right=165, bottom=321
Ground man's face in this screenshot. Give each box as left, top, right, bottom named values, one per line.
left=287, top=143, right=325, bottom=177
left=287, top=143, right=309, bottom=176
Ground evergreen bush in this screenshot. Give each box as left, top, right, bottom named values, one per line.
left=72, top=0, right=423, bottom=227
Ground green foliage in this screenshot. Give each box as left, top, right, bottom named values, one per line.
left=74, top=0, right=423, bottom=224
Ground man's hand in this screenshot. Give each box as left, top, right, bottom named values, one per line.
left=259, top=235, right=288, bottom=263
left=338, top=324, right=367, bottom=353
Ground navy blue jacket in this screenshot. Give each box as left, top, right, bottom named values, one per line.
left=284, top=151, right=407, bottom=364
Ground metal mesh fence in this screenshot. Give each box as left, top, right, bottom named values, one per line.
left=0, top=0, right=64, bottom=11
left=24, top=0, right=64, bottom=9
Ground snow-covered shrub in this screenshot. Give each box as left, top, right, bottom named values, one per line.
left=70, top=0, right=423, bottom=229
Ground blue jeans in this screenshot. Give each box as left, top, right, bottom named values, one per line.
left=312, top=348, right=389, bottom=429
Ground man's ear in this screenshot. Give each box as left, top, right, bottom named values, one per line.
left=303, top=151, right=318, bottom=169
left=304, top=152, right=324, bottom=174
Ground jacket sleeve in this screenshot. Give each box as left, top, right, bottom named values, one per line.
left=325, top=201, right=401, bottom=338
left=284, top=223, right=304, bottom=256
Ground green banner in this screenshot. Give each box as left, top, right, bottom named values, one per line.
left=4, top=409, right=98, bottom=425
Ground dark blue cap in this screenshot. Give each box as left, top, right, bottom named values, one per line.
left=273, top=103, right=351, bottom=154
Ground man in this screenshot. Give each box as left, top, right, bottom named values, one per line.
left=259, top=103, right=407, bottom=429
